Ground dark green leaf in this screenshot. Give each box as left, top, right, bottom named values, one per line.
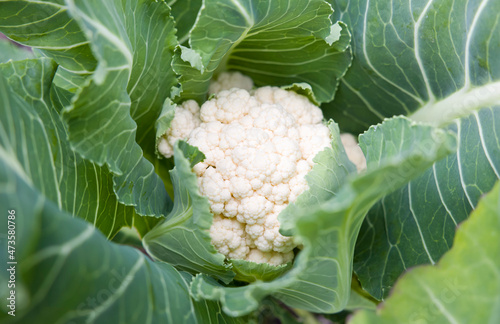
left=169, top=0, right=202, bottom=45
left=60, top=0, right=179, bottom=217
left=327, top=0, right=500, bottom=132
left=0, top=0, right=97, bottom=72
left=174, top=0, right=352, bottom=104
left=0, top=58, right=134, bottom=238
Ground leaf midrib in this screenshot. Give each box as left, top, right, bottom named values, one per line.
left=410, top=81, right=500, bottom=125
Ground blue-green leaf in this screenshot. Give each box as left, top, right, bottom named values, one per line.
left=327, top=0, right=500, bottom=131
left=60, top=0, right=178, bottom=217
left=350, top=181, right=500, bottom=324
left=0, top=0, right=97, bottom=72
left=1, top=0, right=180, bottom=217
left=354, top=106, right=500, bottom=299
left=174, top=0, right=352, bottom=104
left=0, top=58, right=134, bottom=238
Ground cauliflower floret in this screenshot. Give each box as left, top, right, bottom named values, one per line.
left=340, top=133, right=367, bottom=172
left=246, top=249, right=294, bottom=266
left=158, top=100, right=200, bottom=158
left=210, top=216, right=249, bottom=259
left=253, top=86, right=323, bottom=125
left=246, top=210, right=295, bottom=253
left=159, top=72, right=336, bottom=265
left=209, top=71, right=254, bottom=95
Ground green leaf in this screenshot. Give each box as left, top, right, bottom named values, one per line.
left=169, top=0, right=202, bottom=45
left=52, top=66, right=89, bottom=94
left=0, top=58, right=134, bottom=238
left=131, top=214, right=163, bottom=238
left=0, top=38, right=33, bottom=63
left=1, top=0, right=179, bottom=217
left=324, top=0, right=500, bottom=301
left=346, top=277, right=377, bottom=311
left=0, top=0, right=97, bottom=72
left=177, top=141, right=206, bottom=168
left=346, top=289, right=377, bottom=312
left=111, top=227, right=143, bottom=248
left=282, top=82, right=320, bottom=106
left=174, top=0, right=352, bottom=104
left=247, top=298, right=304, bottom=324
left=230, top=260, right=292, bottom=283
left=190, top=117, right=456, bottom=317
left=350, top=181, right=500, bottom=324
left=152, top=98, right=176, bottom=198
left=279, top=121, right=356, bottom=236
left=143, top=141, right=235, bottom=284
left=326, top=0, right=500, bottom=132
left=0, top=149, right=245, bottom=324
left=58, top=0, right=179, bottom=217
left=354, top=107, right=500, bottom=300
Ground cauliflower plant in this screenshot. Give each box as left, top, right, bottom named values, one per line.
left=158, top=72, right=363, bottom=266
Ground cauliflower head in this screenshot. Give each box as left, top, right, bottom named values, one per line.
left=159, top=74, right=335, bottom=266
left=340, top=133, right=367, bottom=172
left=208, top=71, right=254, bottom=95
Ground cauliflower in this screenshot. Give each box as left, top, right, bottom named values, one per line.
left=340, top=133, right=367, bottom=172
left=158, top=100, right=201, bottom=158
left=208, top=71, right=254, bottom=95
left=158, top=72, right=364, bottom=266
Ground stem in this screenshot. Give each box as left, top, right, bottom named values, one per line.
left=410, top=81, right=500, bottom=126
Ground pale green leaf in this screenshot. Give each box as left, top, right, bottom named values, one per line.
left=230, top=260, right=292, bottom=283
left=0, top=37, right=33, bottom=63
left=354, top=106, right=500, bottom=299
left=350, top=181, right=500, bottom=324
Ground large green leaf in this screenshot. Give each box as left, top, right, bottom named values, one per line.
left=189, top=117, right=456, bottom=317
left=350, top=181, right=500, bottom=324
left=173, top=0, right=352, bottom=104
left=327, top=0, right=500, bottom=131
left=168, top=0, right=202, bottom=45
left=354, top=106, right=500, bottom=299
left=0, top=0, right=97, bottom=72
left=0, top=38, right=33, bottom=63
left=325, top=0, right=500, bottom=300
left=60, top=0, right=178, bottom=217
left=0, top=59, right=244, bottom=323
left=1, top=0, right=179, bottom=217
left=0, top=150, right=244, bottom=324
left=0, top=58, right=134, bottom=238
